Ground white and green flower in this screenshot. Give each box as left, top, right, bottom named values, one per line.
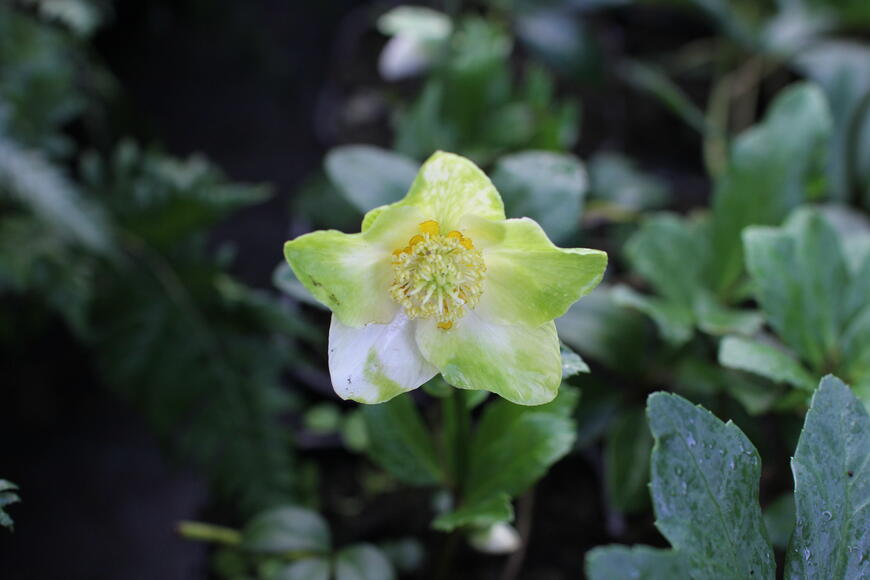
left=284, top=152, right=607, bottom=405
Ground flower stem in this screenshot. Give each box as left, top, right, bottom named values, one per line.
left=177, top=521, right=242, bottom=546
left=450, top=388, right=470, bottom=497
left=436, top=388, right=472, bottom=580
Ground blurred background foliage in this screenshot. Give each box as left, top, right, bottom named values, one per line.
left=1, top=0, right=869, bottom=578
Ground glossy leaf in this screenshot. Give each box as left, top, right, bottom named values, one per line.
left=325, top=146, right=418, bottom=213
left=443, top=387, right=578, bottom=529
left=432, top=493, right=513, bottom=532
left=611, top=285, right=694, bottom=346
left=242, top=506, right=331, bottom=554
left=275, top=558, right=331, bottom=580
left=362, top=394, right=442, bottom=486
left=466, top=388, right=577, bottom=499
left=719, top=335, right=816, bottom=391
left=784, top=375, right=870, bottom=579
left=586, top=546, right=689, bottom=580
left=491, top=151, right=587, bottom=243
left=708, top=83, right=831, bottom=297
left=560, top=343, right=589, bottom=378
left=646, top=392, right=774, bottom=579
left=0, top=479, right=20, bottom=530
left=334, top=544, right=396, bottom=580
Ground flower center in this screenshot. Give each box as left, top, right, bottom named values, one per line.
left=390, top=220, right=485, bottom=330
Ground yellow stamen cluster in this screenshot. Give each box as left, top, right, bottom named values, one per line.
left=390, top=220, right=485, bottom=330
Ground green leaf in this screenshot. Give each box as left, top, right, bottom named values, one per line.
left=0, top=136, right=112, bottom=254
left=491, top=151, right=587, bottom=243
left=605, top=408, right=652, bottom=514
left=784, top=375, right=870, bottom=579
left=692, top=291, right=764, bottom=337
left=242, top=506, right=331, bottom=555
left=436, top=388, right=579, bottom=526
left=362, top=394, right=442, bottom=486
left=719, top=335, right=817, bottom=391
left=794, top=42, right=870, bottom=204
left=334, top=544, right=396, bottom=580
left=462, top=387, right=578, bottom=509
left=611, top=285, right=694, bottom=346
left=324, top=146, right=418, bottom=213
left=624, top=213, right=708, bottom=306
left=560, top=343, right=589, bottom=378
left=743, top=209, right=853, bottom=372
left=646, top=392, right=774, bottom=579
left=432, top=493, right=514, bottom=532
left=0, top=479, right=20, bottom=531
left=587, top=152, right=670, bottom=212
left=556, top=286, right=650, bottom=373
left=586, top=546, right=689, bottom=580
left=275, top=558, right=331, bottom=580
left=708, top=83, right=831, bottom=296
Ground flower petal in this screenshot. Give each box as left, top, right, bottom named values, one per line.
left=479, top=218, right=607, bottom=326
left=415, top=313, right=562, bottom=405
left=329, top=312, right=437, bottom=403
left=284, top=229, right=396, bottom=326
left=398, top=151, right=506, bottom=229
left=284, top=205, right=426, bottom=326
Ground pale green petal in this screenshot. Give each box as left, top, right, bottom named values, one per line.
left=415, top=313, right=562, bottom=405
left=478, top=218, right=607, bottom=326
left=284, top=205, right=427, bottom=326
left=397, top=151, right=506, bottom=229
left=284, top=230, right=397, bottom=326
left=329, top=312, right=437, bottom=403
left=361, top=203, right=426, bottom=249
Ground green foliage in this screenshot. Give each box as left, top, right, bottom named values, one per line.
left=491, top=151, right=587, bottom=243
left=586, top=152, right=671, bottom=214
left=77, top=143, right=304, bottom=514
left=435, top=387, right=579, bottom=531
left=0, top=5, right=108, bottom=155
left=720, top=209, right=870, bottom=404
left=393, top=17, right=578, bottom=164
left=785, top=376, right=870, bottom=579
left=0, top=136, right=112, bottom=254
left=242, top=506, right=331, bottom=554
left=586, top=375, right=870, bottom=579
left=0, top=480, right=20, bottom=531
left=361, top=394, right=443, bottom=486
left=616, top=83, right=831, bottom=345
left=191, top=506, right=398, bottom=580
left=333, top=545, right=396, bottom=580
left=324, top=146, right=417, bottom=213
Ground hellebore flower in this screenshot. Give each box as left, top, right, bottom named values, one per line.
left=284, top=152, right=607, bottom=405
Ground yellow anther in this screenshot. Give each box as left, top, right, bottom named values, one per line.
left=419, top=220, right=440, bottom=237
left=389, top=223, right=485, bottom=326
left=447, top=230, right=474, bottom=249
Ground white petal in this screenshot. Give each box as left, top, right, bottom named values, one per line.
left=469, top=523, right=522, bottom=554
left=328, top=312, right=437, bottom=403
left=378, top=35, right=431, bottom=81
